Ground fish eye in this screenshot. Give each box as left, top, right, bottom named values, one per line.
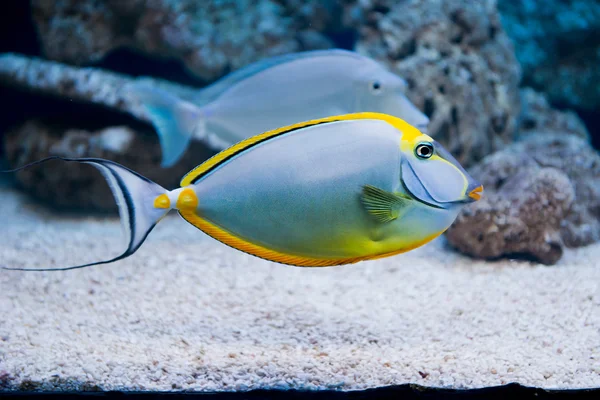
left=415, top=142, right=434, bottom=159
left=370, top=81, right=383, bottom=94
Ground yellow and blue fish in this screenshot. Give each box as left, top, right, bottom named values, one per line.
left=2, top=113, right=482, bottom=271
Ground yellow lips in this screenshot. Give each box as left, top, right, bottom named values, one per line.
left=468, top=185, right=484, bottom=201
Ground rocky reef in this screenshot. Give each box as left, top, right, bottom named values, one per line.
left=31, top=0, right=336, bottom=81
left=0, top=0, right=598, bottom=263
left=447, top=91, right=598, bottom=264
left=518, top=88, right=590, bottom=141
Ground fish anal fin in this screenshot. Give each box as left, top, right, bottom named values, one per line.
left=361, top=185, right=411, bottom=223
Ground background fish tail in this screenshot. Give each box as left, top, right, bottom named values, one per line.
left=131, top=86, right=201, bottom=168
left=1, top=157, right=170, bottom=271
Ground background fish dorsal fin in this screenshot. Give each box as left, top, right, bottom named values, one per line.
left=195, top=49, right=362, bottom=104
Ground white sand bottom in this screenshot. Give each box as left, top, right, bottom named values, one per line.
left=0, top=185, right=598, bottom=391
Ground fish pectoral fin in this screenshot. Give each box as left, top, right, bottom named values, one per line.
left=361, top=185, right=411, bottom=223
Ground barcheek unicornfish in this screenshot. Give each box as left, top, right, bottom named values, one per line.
left=2, top=113, right=482, bottom=271
left=131, top=49, right=430, bottom=167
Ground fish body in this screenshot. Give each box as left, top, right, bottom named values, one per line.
left=2, top=113, right=481, bottom=271
left=133, top=49, right=430, bottom=167
left=188, top=118, right=452, bottom=262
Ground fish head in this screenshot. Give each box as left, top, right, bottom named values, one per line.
left=398, top=130, right=483, bottom=208
left=354, top=62, right=430, bottom=131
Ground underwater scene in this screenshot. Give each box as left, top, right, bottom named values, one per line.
left=0, top=0, right=599, bottom=397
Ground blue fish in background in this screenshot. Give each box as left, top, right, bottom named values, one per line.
left=132, top=49, right=430, bottom=167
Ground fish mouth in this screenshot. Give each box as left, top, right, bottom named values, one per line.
left=467, top=185, right=484, bottom=201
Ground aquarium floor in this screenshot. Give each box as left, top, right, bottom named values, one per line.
left=0, top=186, right=599, bottom=392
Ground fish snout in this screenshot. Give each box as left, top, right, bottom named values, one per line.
left=466, top=184, right=484, bottom=202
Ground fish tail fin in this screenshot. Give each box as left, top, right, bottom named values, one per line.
left=131, top=86, right=202, bottom=168
left=2, top=157, right=173, bottom=271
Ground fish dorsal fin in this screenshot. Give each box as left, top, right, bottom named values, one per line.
left=196, top=49, right=363, bottom=104
left=361, top=185, right=412, bottom=223
left=180, top=112, right=421, bottom=187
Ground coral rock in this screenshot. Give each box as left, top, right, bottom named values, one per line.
left=516, top=135, right=600, bottom=248
left=31, top=0, right=334, bottom=81
left=448, top=159, right=574, bottom=265
left=447, top=133, right=600, bottom=264
left=518, top=88, right=590, bottom=141
left=347, top=0, right=522, bottom=166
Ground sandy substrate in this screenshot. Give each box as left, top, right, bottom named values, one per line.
left=0, top=185, right=598, bottom=392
